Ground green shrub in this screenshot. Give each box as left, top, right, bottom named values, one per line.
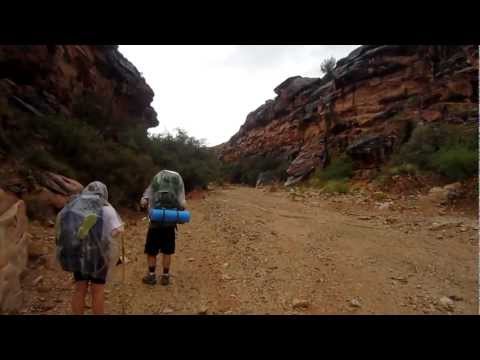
left=388, top=163, right=418, bottom=176
left=224, top=153, right=289, bottom=186
left=373, top=174, right=389, bottom=187
left=24, top=147, right=77, bottom=179
left=322, top=180, right=349, bottom=194
left=428, top=144, right=478, bottom=181
left=391, top=122, right=478, bottom=181
left=3, top=112, right=221, bottom=206
left=321, top=57, right=336, bottom=78
left=308, top=155, right=354, bottom=189
left=318, top=155, right=353, bottom=181
left=149, top=129, right=222, bottom=191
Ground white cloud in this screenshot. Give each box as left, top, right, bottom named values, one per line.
left=119, top=45, right=360, bottom=146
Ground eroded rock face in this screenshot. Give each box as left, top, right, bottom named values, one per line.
left=220, top=45, right=479, bottom=184
left=36, top=172, right=83, bottom=197
left=1, top=171, right=83, bottom=221
left=0, top=45, right=158, bottom=129
left=0, top=189, right=28, bottom=314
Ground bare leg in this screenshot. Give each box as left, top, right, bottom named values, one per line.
left=161, top=254, right=172, bottom=285
left=72, top=281, right=88, bottom=315
left=147, top=255, right=157, bottom=269
left=162, top=254, right=171, bottom=272
left=91, top=283, right=105, bottom=315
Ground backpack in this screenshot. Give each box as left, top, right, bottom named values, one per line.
left=151, top=191, right=180, bottom=210
left=56, top=194, right=107, bottom=275
left=149, top=171, right=183, bottom=227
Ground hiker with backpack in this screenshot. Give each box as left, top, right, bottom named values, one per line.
left=140, top=170, right=187, bottom=286
left=55, top=181, right=124, bottom=315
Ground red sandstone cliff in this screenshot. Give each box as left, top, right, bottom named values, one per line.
left=0, top=45, right=158, bottom=215
left=0, top=45, right=157, bottom=130
left=220, top=45, right=479, bottom=185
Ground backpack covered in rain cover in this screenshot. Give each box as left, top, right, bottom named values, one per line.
left=149, top=170, right=186, bottom=227
left=150, top=170, right=185, bottom=210
left=55, top=194, right=108, bottom=276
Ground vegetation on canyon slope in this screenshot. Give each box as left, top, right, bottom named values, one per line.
left=0, top=109, right=221, bottom=206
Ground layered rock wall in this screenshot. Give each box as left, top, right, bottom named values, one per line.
left=220, top=45, right=479, bottom=184
left=0, top=45, right=158, bottom=130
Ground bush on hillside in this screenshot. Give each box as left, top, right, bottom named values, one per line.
left=387, top=163, right=418, bottom=176
left=321, top=179, right=349, bottom=194
left=428, top=144, right=478, bottom=181
left=5, top=114, right=221, bottom=206
left=391, top=122, right=478, bottom=181
left=223, top=154, right=289, bottom=186
left=308, top=155, right=353, bottom=188
left=321, top=57, right=336, bottom=78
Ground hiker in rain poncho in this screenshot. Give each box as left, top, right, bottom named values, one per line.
left=140, top=170, right=186, bottom=286
left=55, top=181, right=124, bottom=315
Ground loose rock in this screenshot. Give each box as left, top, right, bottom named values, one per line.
left=292, top=298, right=310, bottom=309
left=32, top=275, right=44, bottom=286
left=349, top=299, right=362, bottom=308
left=439, top=296, right=455, bottom=311
left=198, top=306, right=209, bottom=315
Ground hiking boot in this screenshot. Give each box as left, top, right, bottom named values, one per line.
left=142, top=274, right=157, bottom=285
left=160, top=274, right=170, bottom=286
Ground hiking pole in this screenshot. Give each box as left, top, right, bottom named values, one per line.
left=121, top=231, right=126, bottom=315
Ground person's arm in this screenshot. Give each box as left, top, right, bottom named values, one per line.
left=101, top=205, right=124, bottom=266
left=178, top=177, right=187, bottom=210
left=179, top=198, right=187, bottom=211
left=111, top=226, right=124, bottom=237
left=103, top=205, right=124, bottom=238
left=140, top=185, right=152, bottom=209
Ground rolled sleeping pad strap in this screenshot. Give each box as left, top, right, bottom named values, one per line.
left=149, top=208, right=191, bottom=224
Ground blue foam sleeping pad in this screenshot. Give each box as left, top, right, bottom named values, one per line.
left=149, top=208, right=191, bottom=224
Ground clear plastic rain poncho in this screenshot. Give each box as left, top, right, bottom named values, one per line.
left=55, top=181, right=122, bottom=278
left=142, top=170, right=186, bottom=211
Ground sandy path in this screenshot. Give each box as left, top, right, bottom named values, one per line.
left=20, top=185, right=478, bottom=314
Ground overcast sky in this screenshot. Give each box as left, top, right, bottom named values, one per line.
left=119, top=45, right=360, bottom=146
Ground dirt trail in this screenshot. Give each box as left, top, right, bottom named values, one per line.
left=20, top=185, right=478, bottom=314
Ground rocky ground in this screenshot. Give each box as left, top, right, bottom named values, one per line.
left=18, top=184, right=478, bottom=315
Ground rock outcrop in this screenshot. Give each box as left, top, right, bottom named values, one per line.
left=0, top=45, right=157, bottom=216
left=220, top=45, right=479, bottom=184
left=0, top=189, right=28, bottom=313
left=0, top=45, right=158, bottom=312
left=1, top=169, right=83, bottom=221
left=0, top=45, right=158, bottom=129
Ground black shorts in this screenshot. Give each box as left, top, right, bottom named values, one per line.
left=144, top=225, right=176, bottom=256
left=73, top=268, right=107, bottom=285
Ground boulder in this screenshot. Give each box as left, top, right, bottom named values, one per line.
left=0, top=189, right=28, bottom=314
left=0, top=189, right=18, bottom=215
left=24, top=187, right=67, bottom=221
left=37, top=171, right=83, bottom=196
left=274, top=76, right=320, bottom=100
left=23, top=172, right=83, bottom=221
left=428, top=182, right=463, bottom=205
